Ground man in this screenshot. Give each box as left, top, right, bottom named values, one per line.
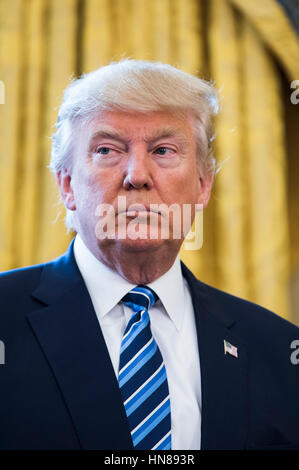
left=0, top=59, right=298, bottom=450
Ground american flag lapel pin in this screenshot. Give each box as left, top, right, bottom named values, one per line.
left=224, top=340, right=238, bottom=358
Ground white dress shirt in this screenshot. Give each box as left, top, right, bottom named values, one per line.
left=73, top=234, right=202, bottom=450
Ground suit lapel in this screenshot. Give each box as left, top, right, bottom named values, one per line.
left=26, top=238, right=248, bottom=450
left=181, top=263, right=249, bottom=450
left=27, top=239, right=133, bottom=450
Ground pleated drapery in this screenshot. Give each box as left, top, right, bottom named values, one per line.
left=0, top=0, right=298, bottom=322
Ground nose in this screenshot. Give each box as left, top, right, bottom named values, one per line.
left=123, top=148, right=153, bottom=190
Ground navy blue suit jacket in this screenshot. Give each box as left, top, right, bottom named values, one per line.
left=0, top=238, right=298, bottom=449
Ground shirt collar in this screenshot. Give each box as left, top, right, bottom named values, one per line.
left=73, top=234, right=186, bottom=331
left=148, top=254, right=186, bottom=331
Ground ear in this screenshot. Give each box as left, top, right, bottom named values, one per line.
left=197, top=171, right=214, bottom=209
left=56, top=168, right=76, bottom=211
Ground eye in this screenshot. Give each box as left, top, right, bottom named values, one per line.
left=95, top=146, right=111, bottom=155
left=154, top=147, right=174, bottom=156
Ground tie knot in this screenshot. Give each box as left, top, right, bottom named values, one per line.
left=122, top=285, right=158, bottom=311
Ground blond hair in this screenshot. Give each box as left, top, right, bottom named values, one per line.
left=49, top=59, right=218, bottom=232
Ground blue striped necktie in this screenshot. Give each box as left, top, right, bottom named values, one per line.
left=118, top=285, right=171, bottom=450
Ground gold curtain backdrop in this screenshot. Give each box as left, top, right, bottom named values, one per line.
left=0, top=0, right=298, bottom=323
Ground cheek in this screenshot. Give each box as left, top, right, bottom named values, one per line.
left=166, top=167, right=199, bottom=199
left=75, top=170, right=118, bottom=210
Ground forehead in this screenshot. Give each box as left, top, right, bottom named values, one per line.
left=81, top=109, right=196, bottom=143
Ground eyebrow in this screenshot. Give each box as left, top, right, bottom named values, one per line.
left=144, top=128, right=183, bottom=143
left=88, top=126, right=188, bottom=147
left=88, top=130, right=126, bottom=145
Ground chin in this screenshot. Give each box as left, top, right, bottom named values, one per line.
left=94, top=221, right=182, bottom=254
left=115, top=237, right=166, bottom=253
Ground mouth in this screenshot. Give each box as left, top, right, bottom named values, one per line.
left=125, top=210, right=150, bottom=218
left=118, top=204, right=161, bottom=217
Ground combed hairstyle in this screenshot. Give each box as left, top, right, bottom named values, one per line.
left=49, top=59, right=218, bottom=232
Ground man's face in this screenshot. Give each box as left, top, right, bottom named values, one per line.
left=58, top=109, right=213, bottom=262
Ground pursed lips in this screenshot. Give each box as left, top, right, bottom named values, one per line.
left=118, top=204, right=162, bottom=217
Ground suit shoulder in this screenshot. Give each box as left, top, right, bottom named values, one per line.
left=0, top=263, right=44, bottom=297
left=181, top=261, right=298, bottom=334
left=199, top=280, right=298, bottom=334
